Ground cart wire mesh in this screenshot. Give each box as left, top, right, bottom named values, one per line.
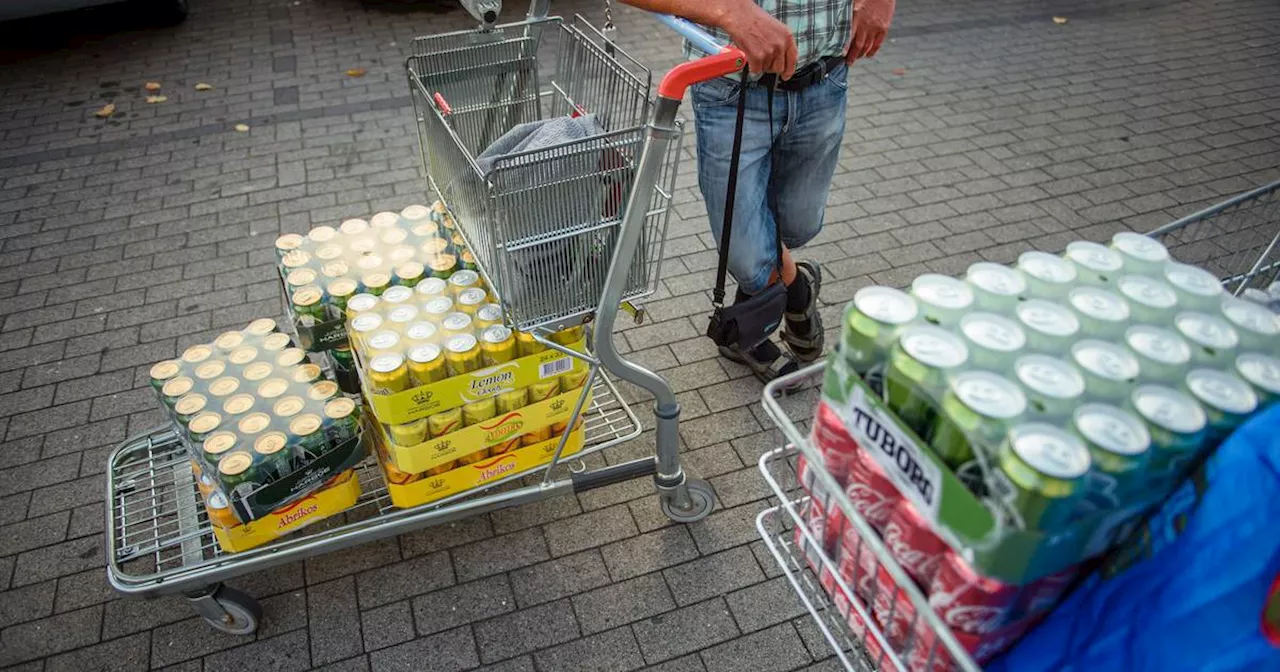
left=407, top=15, right=681, bottom=332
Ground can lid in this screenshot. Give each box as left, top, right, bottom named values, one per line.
left=424, top=296, right=454, bottom=316
left=292, top=364, right=321, bottom=383
left=899, top=325, right=968, bottom=369
left=1111, top=231, right=1170, bottom=264
left=275, top=233, right=304, bottom=251
left=194, top=360, right=225, bottom=380
left=852, top=286, right=918, bottom=325
left=415, top=277, right=448, bottom=297
left=1071, top=340, right=1140, bottom=382
left=347, top=294, right=379, bottom=314
left=1124, top=325, right=1191, bottom=365
left=189, top=411, right=222, bottom=433
left=1164, top=262, right=1223, bottom=298
left=242, top=362, right=274, bottom=381
left=396, top=262, right=425, bottom=281
left=1237, top=353, right=1280, bottom=395
left=280, top=249, right=310, bottom=268
left=207, top=490, right=230, bottom=509
left=1009, top=423, right=1091, bottom=479
left=314, top=244, right=343, bottom=261
left=381, top=287, right=412, bottom=306
left=408, top=343, right=442, bottom=365
left=327, top=278, right=358, bottom=298
left=966, top=262, right=1027, bottom=297
left=181, top=344, right=213, bottom=364
left=1174, top=311, right=1239, bottom=350
left=1017, top=251, right=1078, bottom=285
left=257, top=378, right=290, bottom=399
left=218, top=451, right=254, bottom=477
left=1073, top=403, right=1150, bottom=456
left=1015, top=355, right=1085, bottom=400
left=162, top=376, right=194, bottom=398
left=349, top=237, right=376, bottom=254
left=322, top=260, right=350, bottom=278
left=275, top=348, right=306, bottom=368
left=350, top=313, right=384, bottom=334
left=368, top=330, right=401, bottom=351
left=213, top=330, right=245, bottom=350
left=339, top=218, right=369, bottom=235
left=325, top=397, right=357, bottom=419
left=223, top=394, right=255, bottom=415
left=442, top=313, right=472, bottom=332
left=1068, top=287, right=1131, bottom=322
left=458, top=287, right=488, bottom=307
left=429, top=254, right=457, bottom=272
left=290, top=413, right=323, bottom=436
left=481, top=325, right=514, bottom=346
left=477, top=304, right=504, bottom=324
left=174, top=393, right=207, bottom=416
left=203, top=431, right=237, bottom=456
left=960, top=312, right=1027, bottom=353
left=307, top=225, right=336, bottom=243
left=1221, top=296, right=1280, bottom=337
left=1117, top=275, right=1178, bottom=309
left=1065, top=241, right=1123, bottom=273
left=449, top=270, right=480, bottom=288
left=1015, top=300, right=1080, bottom=338
left=362, top=272, right=391, bottom=289
left=308, top=380, right=339, bottom=401
left=406, top=321, right=437, bottom=341
left=254, top=431, right=289, bottom=456
left=370, top=353, right=405, bottom=373
left=262, top=332, right=292, bottom=352
left=1186, top=368, right=1258, bottom=415
left=401, top=204, right=430, bottom=221
left=1132, top=385, right=1207, bottom=434
left=229, top=347, right=260, bottom=367
left=238, top=412, right=271, bottom=434
left=286, top=267, right=318, bottom=287
left=380, top=229, right=408, bottom=246
left=910, top=274, right=974, bottom=310
left=387, top=305, right=419, bottom=325
left=370, top=211, right=400, bottom=228
left=952, top=371, right=1027, bottom=419
left=446, top=334, right=479, bottom=354
left=274, top=396, right=306, bottom=417
left=149, top=359, right=181, bottom=381
left=209, top=377, right=240, bottom=396
left=357, top=255, right=384, bottom=271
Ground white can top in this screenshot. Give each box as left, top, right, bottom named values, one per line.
left=1237, top=353, right=1280, bottom=395
left=370, top=353, right=405, bottom=373
left=1017, top=251, right=1078, bottom=285
left=1071, top=340, right=1141, bottom=382
left=1185, top=368, right=1258, bottom=416
left=853, top=286, right=919, bottom=325
left=1124, top=325, right=1191, bottom=365
left=381, top=285, right=414, bottom=304
left=1069, top=286, right=1131, bottom=323
left=1015, top=354, right=1085, bottom=400
left=387, top=304, right=419, bottom=324
left=1164, top=262, right=1224, bottom=299
left=960, top=312, right=1027, bottom=353
left=952, top=371, right=1027, bottom=419
left=1111, top=231, right=1170, bottom=264
left=406, top=321, right=438, bottom=342
left=1132, top=385, right=1207, bottom=435
left=1220, top=296, right=1280, bottom=338
left=899, top=325, right=969, bottom=369
left=1174, top=312, right=1239, bottom=350
left=910, top=274, right=974, bottom=310
left=1009, top=423, right=1091, bottom=479
left=966, top=262, right=1027, bottom=297
left=423, top=296, right=454, bottom=317
left=350, top=313, right=383, bottom=334
left=415, top=277, right=449, bottom=297
left=1016, top=300, right=1080, bottom=338
left=400, top=204, right=431, bottom=221
left=1117, top=275, right=1178, bottom=309
left=1073, top=403, right=1150, bottom=457
left=1065, top=241, right=1123, bottom=273
left=368, top=330, right=400, bottom=351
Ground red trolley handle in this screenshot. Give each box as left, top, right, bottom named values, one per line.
left=653, top=14, right=747, bottom=101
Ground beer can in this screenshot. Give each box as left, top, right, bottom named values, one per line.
left=356, top=253, right=385, bottom=272
left=386, top=305, right=419, bottom=330
left=314, top=244, right=343, bottom=262
left=462, top=397, right=497, bottom=426
left=367, top=330, right=401, bottom=354
left=274, top=233, right=305, bottom=259
left=202, top=431, right=238, bottom=471
left=291, top=286, right=326, bottom=325
left=430, top=200, right=448, bottom=221
left=475, top=304, right=504, bottom=331
left=496, top=388, right=528, bottom=414
left=998, top=423, right=1091, bottom=532
left=1129, top=384, right=1208, bottom=479
left=422, top=296, right=454, bottom=323
left=958, top=312, right=1026, bottom=372
left=361, top=272, right=391, bottom=297
left=1068, top=286, right=1131, bottom=338
left=349, top=313, right=384, bottom=348
left=326, top=278, right=358, bottom=313
left=292, top=364, right=322, bottom=386
left=339, top=218, right=368, bottom=236
left=273, top=395, right=306, bottom=421
left=307, top=225, right=337, bottom=244
left=348, top=237, right=376, bottom=254
left=1116, top=274, right=1179, bottom=324
left=1013, top=354, right=1085, bottom=421
left=228, top=346, right=259, bottom=367
left=842, top=286, right=919, bottom=374
left=244, top=318, right=278, bottom=337
left=322, top=260, right=350, bottom=279
left=885, top=325, right=969, bottom=439
left=559, top=366, right=590, bottom=392
left=242, top=361, right=273, bottom=382
left=407, top=344, right=447, bottom=386
left=217, top=451, right=260, bottom=497
left=1014, top=299, right=1080, bottom=354
left=237, top=412, right=271, bottom=437
left=1235, top=352, right=1280, bottom=407
left=368, top=211, right=398, bottom=229
left=441, top=312, right=473, bottom=340
left=382, top=285, right=414, bottom=306
left=1016, top=250, right=1078, bottom=300
left=401, top=203, right=430, bottom=223
left=456, top=287, right=488, bottom=316
left=212, top=330, right=245, bottom=352
left=460, top=249, right=479, bottom=272
left=286, top=267, right=318, bottom=292
left=254, top=378, right=287, bottom=401
left=1110, top=231, right=1170, bottom=276
left=909, top=273, right=974, bottom=327
left=181, top=344, right=214, bottom=365
left=192, top=360, right=225, bottom=382
left=965, top=262, right=1028, bottom=310
left=188, top=411, right=223, bottom=443
left=1071, top=403, right=1151, bottom=509
left=491, top=437, right=522, bottom=455
left=515, top=330, right=546, bottom=357
left=307, top=380, right=340, bottom=403
left=1173, top=311, right=1239, bottom=367
left=1124, top=325, right=1191, bottom=385
left=208, top=376, right=241, bottom=398
left=929, top=548, right=1021, bottom=636
left=368, top=353, right=410, bottom=394
left=480, top=326, right=517, bottom=366
left=550, top=325, right=585, bottom=346
left=289, top=413, right=329, bottom=462
left=274, top=347, right=307, bottom=369
left=882, top=497, right=948, bottom=585
left=161, top=376, right=195, bottom=408
left=429, top=254, right=458, bottom=279
left=457, top=448, right=489, bottom=465
left=521, top=426, right=553, bottom=446
left=1184, top=368, right=1258, bottom=440
left=414, top=277, right=448, bottom=298
left=1064, top=240, right=1123, bottom=286
left=253, top=431, right=293, bottom=480
left=148, top=360, right=182, bottom=392
left=528, top=380, right=560, bottom=404
left=427, top=407, right=463, bottom=438
left=1070, top=339, right=1141, bottom=403
left=444, top=334, right=482, bottom=377
left=1164, top=262, right=1224, bottom=311
left=389, top=261, right=423, bottom=288
left=1219, top=295, right=1279, bottom=351
left=173, top=393, right=208, bottom=425
left=389, top=245, right=416, bottom=266
left=931, top=371, right=1027, bottom=466
left=323, top=397, right=360, bottom=443
left=388, top=419, right=428, bottom=448
left=222, top=393, right=256, bottom=416
left=261, top=333, right=292, bottom=354
left=345, top=293, right=380, bottom=319
left=205, top=491, right=240, bottom=528
left=280, top=249, right=311, bottom=271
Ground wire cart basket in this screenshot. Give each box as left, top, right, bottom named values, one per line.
left=105, top=5, right=750, bottom=634
left=753, top=179, right=1280, bottom=671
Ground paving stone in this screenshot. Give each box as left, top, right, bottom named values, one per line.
left=600, top=525, right=700, bottom=582
left=0, top=579, right=57, bottom=629
left=0, top=510, right=69, bottom=556
left=101, top=593, right=194, bottom=640
left=305, top=537, right=401, bottom=585
left=0, top=604, right=102, bottom=666
left=258, top=590, right=310, bottom=640
left=664, top=546, right=766, bottom=607
left=474, top=598, right=581, bottom=663
left=709, top=467, right=773, bottom=509
left=725, top=576, right=810, bottom=634
left=688, top=501, right=769, bottom=555
left=510, top=549, right=611, bottom=608
left=533, top=626, right=646, bottom=672
left=699, top=623, right=813, bottom=672
left=475, top=656, right=536, bottom=672
left=411, top=576, right=516, bottom=636
left=44, top=632, right=150, bottom=672
left=572, top=572, right=675, bottom=635
left=451, top=527, right=549, bottom=582
left=490, top=493, right=582, bottom=535
left=308, top=576, right=364, bottom=666
left=354, top=551, right=454, bottom=609
left=368, top=626, right=477, bottom=672
left=315, top=655, right=371, bottom=672
left=360, top=601, right=415, bottom=652
left=204, top=630, right=311, bottom=672
left=10, top=534, right=99, bottom=587
left=543, top=503, right=637, bottom=557
left=632, top=598, right=740, bottom=665
left=53, top=568, right=116, bottom=613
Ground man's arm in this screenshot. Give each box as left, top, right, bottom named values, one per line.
left=617, top=0, right=798, bottom=79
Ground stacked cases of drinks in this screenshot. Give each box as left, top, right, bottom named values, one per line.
left=839, top=231, right=1279, bottom=532
left=148, top=318, right=362, bottom=528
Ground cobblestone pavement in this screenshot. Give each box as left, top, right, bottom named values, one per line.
left=1, top=0, right=1278, bottom=668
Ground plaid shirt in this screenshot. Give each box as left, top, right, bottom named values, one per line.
left=683, top=0, right=854, bottom=71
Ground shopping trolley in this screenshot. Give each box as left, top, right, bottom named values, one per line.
left=753, top=179, right=1280, bottom=671
left=105, top=5, right=749, bottom=633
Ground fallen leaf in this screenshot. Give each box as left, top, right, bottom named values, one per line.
left=144, top=81, right=162, bottom=92
left=145, top=95, right=168, bottom=104
left=194, top=83, right=213, bottom=91
left=345, top=68, right=367, bottom=78
left=891, top=68, right=907, bottom=76
left=95, top=103, right=116, bottom=118
left=234, top=123, right=250, bottom=132
left=1052, top=16, right=1068, bottom=24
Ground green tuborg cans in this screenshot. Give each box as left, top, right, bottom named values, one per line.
left=1183, top=368, right=1258, bottom=441
left=930, top=370, right=1027, bottom=467
left=1068, top=286, right=1131, bottom=338
left=965, top=262, right=1027, bottom=311
left=1071, top=403, right=1151, bottom=510
left=1129, top=384, right=1207, bottom=480
left=1236, top=353, right=1280, bottom=407
left=1219, top=296, right=1280, bottom=351
left=1116, top=274, right=1179, bottom=325
left=1015, top=299, right=1080, bottom=353
left=1064, top=241, right=1123, bottom=286
left=998, top=423, right=1091, bottom=532
left=885, top=325, right=969, bottom=440
left=1071, top=339, right=1141, bottom=403
left=1013, top=354, right=1086, bottom=420
left=959, top=312, right=1026, bottom=372
left=1173, top=311, right=1239, bottom=367
left=909, top=274, right=974, bottom=327
left=841, top=286, right=919, bottom=374
left=1016, top=251, right=1078, bottom=300
left=1124, top=325, right=1192, bottom=385
left=1163, top=262, right=1224, bottom=311
left=1110, top=231, right=1170, bottom=276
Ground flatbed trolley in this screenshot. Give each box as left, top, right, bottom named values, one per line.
left=754, top=179, right=1280, bottom=671
left=105, top=4, right=752, bottom=634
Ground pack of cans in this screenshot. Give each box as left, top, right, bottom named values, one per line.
left=148, top=318, right=362, bottom=525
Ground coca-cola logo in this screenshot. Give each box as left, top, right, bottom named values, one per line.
left=847, top=482, right=893, bottom=526
left=883, top=522, right=941, bottom=579
left=938, top=604, right=1007, bottom=635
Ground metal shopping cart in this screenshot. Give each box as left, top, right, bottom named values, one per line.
left=105, top=4, right=750, bottom=634
left=753, top=179, right=1280, bottom=671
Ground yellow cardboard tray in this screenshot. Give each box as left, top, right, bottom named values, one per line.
left=361, top=338, right=588, bottom=425
left=381, top=429, right=584, bottom=508
left=211, top=470, right=362, bottom=553
left=377, top=387, right=592, bottom=474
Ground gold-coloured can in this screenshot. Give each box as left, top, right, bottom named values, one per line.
left=273, top=396, right=307, bottom=419
left=529, top=380, right=560, bottom=403
left=395, top=262, right=425, bottom=288
left=455, top=287, right=487, bottom=316
left=242, top=362, right=274, bottom=382
left=559, top=367, right=590, bottom=392
left=367, top=330, right=402, bottom=353
left=405, top=321, right=438, bottom=345
left=371, top=211, right=400, bottom=229
left=388, top=245, right=416, bottom=266
left=253, top=431, right=293, bottom=479
left=368, top=353, right=411, bottom=394
left=427, top=408, right=463, bottom=438
left=262, top=332, right=293, bottom=353
left=162, top=376, right=195, bottom=407
left=188, top=411, right=223, bottom=442
left=386, top=304, right=420, bottom=328
left=245, top=318, right=278, bottom=337
left=339, top=218, right=369, bottom=236
left=349, top=237, right=376, bottom=254
left=292, top=363, right=322, bottom=385
left=327, top=278, right=358, bottom=312
left=314, top=244, right=343, bottom=262
left=428, top=254, right=457, bottom=279
left=420, top=237, right=449, bottom=260
left=441, top=313, right=474, bottom=340
left=382, top=285, right=414, bottom=305
left=194, top=360, right=226, bottom=381
left=480, top=326, right=516, bottom=366
left=444, top=334, right=482, bottom=377
left=551, top=325, right=585, bottom=346
left=474, top=304, right=503, bottom=331
left=356, top=253, right=383, bottom=272
left=362, top=272, right=391, bottom=297
left=149, top=359, right=181, bottom=391
left=462, top=397, right=497, bottom=426
left=349, top=313, right=384, bottom=348
left=181, top=344, right=214, bottom=365
left=238, top=412, right=272, bottom=436
left=307, top=380, right=340, bottom=403
left=275, top=233, right=304, bottom=258
left=257, top=378, right=290, bottom=400
left=280, top=249, right=311, bottom=270
left=447, top=270, right=481, bottom=297
left=208, top=377, right=241, bottom=398
left=308, top=225, right=337, bottom=243
left=212, top=331, right=245, bottom=351
left=401, top=204, right=430, bottom=222
left=202, top=432, right=238, bottom=469
left=275, top=347, right=307, bottom=368
left=496, top=388, right=528, bottom=414
left=286, top=267, right=318, bottom=291
left=228, top=346, right=259, bottom=366
left=223, top=393, right=256, bottom=416
left=322, top=260, right=350, bottom=278
left=516, top=330, right=546, bottom=357
left=492, top=437, right=522, bottom=455
left=174, top=393, right=208, bottom=424
left=422, top=296, right=454, bottom=322
left=407, top=344, right=447, bottom=386
left=388, top=419, right=427, bottom=447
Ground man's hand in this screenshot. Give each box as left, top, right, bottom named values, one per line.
left=848, top=0, right=895, bottom=62
left=722, top=2, right=797, bottom=78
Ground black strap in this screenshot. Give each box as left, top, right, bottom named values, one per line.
left=711, top=70, right=784, bottom=307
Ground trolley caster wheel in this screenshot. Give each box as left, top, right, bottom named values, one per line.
left=188, top=585, right=262, bottom=636
left=661, top=478, right=715, bottom=524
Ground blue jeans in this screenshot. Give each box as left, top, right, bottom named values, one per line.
left=692, top=63, right=849, bottom=294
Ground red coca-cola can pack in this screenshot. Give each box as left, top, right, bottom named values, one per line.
left=928, top=549, right=1020, bottom=636
left=882, top=498, right=948, bottom=587
left=812, top=401, right=859, bottom=485
left=845, top=448, right=900, bottom=531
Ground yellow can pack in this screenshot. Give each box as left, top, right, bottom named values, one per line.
left=210, top=469, right=362, bottom=553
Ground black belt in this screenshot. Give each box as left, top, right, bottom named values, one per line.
left=758, top=55, right=845, bottom=91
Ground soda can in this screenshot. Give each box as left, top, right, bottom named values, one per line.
left=521, top=426, right=553, bottom=446
left=242, top=361, right=274, bottom=383
left=188, top=411, right=223, bottom=444
left=444, top=334, right=482, bottom=377
left=380, top=286, right=412, bottom=307
left=1164, top=262, right=1224, bottom=311
left=454, top=287, right=487, bottom=316
left=427, top=408, right=463, bottom=438
left=274, top=233, right=305, bottom=259
left=326, top=278, right=358, bottom=313
left=515, top=330, right=547, bottom=357
left=323, top=397, right=360, bottom=444
left=928, top=548, right=1020, bottom=635
left=273, top=396, right=307, bottom=421
left=345, top=293, right=380, bottom=319
left=415, top=277, right=448, bottom=299
left=368, top=353, right=410, bottom=394
left=385, top=305, right=419, bottom=331
left=463, top=397, right=497, bottom=426
left=222, top=393, right=256, bottom=416
left=1063, top=240, right=1123, bottom=286
left=356, top=253, right=384, bottom=273
left=429, top=254, right=458, bottom=279
left=322, top=260, right=350, bottom=279
left=256, top=378, right=290, bottom=401
left=997, top=423, right=1091, bottom=532
left=528, top=380, right=560, bottom=404
left=286, top=267, right=318, bottom=292
left=1070, top=339, right=1141, bottom=404
left=1068, top=286, right=1131, bottom=338
left=388, top=419, right=428, bottom=448
left=1013, top=354, right=1085, bottom=421
left=202, top=431, right=238, bottom=471
left=307, top=225, right=337, bottom=244
left=217, top=451, right=261, bottom=498
left=212, top=330, right=245, bottom=352
left=958, top=312, right=1026, bottom=373
left=846, top=449, right=901, bottom=531
left=207, top=376, right=241, bottom=398
left=1071, top=403, right=1151, bottom=510
left=315, top=244, right=343, bottom=262
left=161, top=376, right=195, bottom=408
left=393, top=247, right=418, bottom=268
left=401, top=203, right=430, bottom=223
left=1173, top=311, right=1239, bottom=367
left=149, top=360, right=182, bottom=392
left=559, top=366, right=590, bottom=392
left=885, top=325, right=969, bottom=439
left=339, top=218, right=368, bottom=236
left=910, top=273, right=974, bottom=327
left=253, top=431, right=293, bottom=481
left=1110, top=231, right=1170, bottom=276
left=405, top=321, right=438, bottom=346
left=1235, top=352, right=1280, bottom=407
left=407, top=344, right=447, bottom=386
left=367, top=330, right=401, bottom=354
left=228, top=346, right=259, bottom=367
left=882, top=498, right=947, bottom=586
left=496, top=388, right=528, bottom=414
left=422, top=296, right=454, bottom=323
left=237, top=411, right=271, bottom=437
left=349, top=313, right=383, bottom=349
left=369, top=211, right=399, bottom=229
left=275, top=347, right=307, bottom=369
left=551, top=325, right=586, bottom=346
left=361, top=272, right=391, bottom=297
left=1016, top=250, right=1078, bottom=300
left=931, top=371, right=1027, bottom=466
left=1014, top=299, right=1080, bottom=354
left=475, top=303, right=504, bottom=331
left=181, top=344, right=214, bottom=365
left=244, top=318, right=278, bottom=338
left=192, top=360, right=224, bottom=382
left=811, top=401, right=859, bottom=484
left=441, top=312, right=473, bottom=340
left=447, top=270, right=480, bottom=296
left=842, top=286, right=919, bottom=374
left=292, top=363, right=322, bottom=385
left=291, top=286, right=325, bottom=326
left=394, top=261, right=426, bottom=288
left=1116, top=274, right=1179, bottom=325
left=307, top=380, right=340, bottom=403
left=289, top=413, right=329, bottom=462
left=1219, top=295, right=1279, bottom=351
left=173, top=393, right=209, bottom=426
left=965, top=262, right=1027, bottom=310
left=205, top=490, right=241, bottom=528
left=868, top=565, right=917, bottom=650
left=263, top=332, right=294, bottom=352
left=1184, top=368, right=1258, bottom=441
left=1124, top=325, right=1191, bottom=385
left=460, top=249, right=479, bottom=272
left=480, top=326, right=517, bottom=366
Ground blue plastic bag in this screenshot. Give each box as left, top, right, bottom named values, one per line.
left=990, top=404, right=1280, bottom=672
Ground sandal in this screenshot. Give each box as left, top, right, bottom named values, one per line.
left=782, top=260, right=825, bottom=363
left=719, top=340, right=805, bottom=393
